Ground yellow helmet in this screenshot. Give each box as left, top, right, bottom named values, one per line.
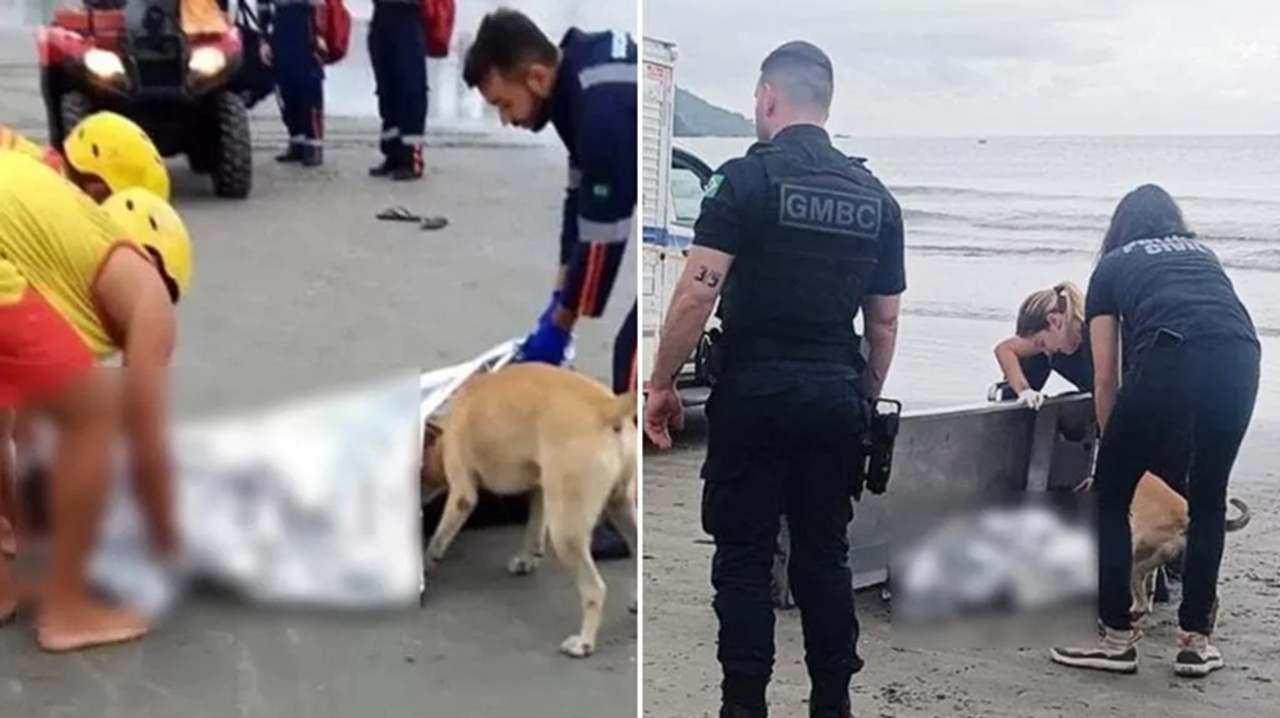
left=102, top=188, right=193, bottom=302
left=63, top=112, right=171, bottom=201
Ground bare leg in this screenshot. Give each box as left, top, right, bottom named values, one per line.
left=508, top=488, right=546, bottom=576
left=36, top=371, right=148, bottom=653
left=0, top=555, right=16, bottom=623
left=0, top=408, right=16, bottom=557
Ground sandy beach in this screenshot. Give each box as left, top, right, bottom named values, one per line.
left=642, top=406, right=1280, bottom=718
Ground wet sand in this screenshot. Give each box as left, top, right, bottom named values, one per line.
left=642, top=410, right=1280, bottom=717
left=0, top=30, right=637, bottom=716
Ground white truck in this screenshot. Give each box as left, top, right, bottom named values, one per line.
left=640, top=36, right=718, bottom=404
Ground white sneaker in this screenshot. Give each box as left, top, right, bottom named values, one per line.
left=1174, top=631, right=1224, bottom=677
left=1049, top=623, right=1141, bottom=674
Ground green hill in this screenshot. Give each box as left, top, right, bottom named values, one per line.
left=674, top=87, right=755, bottom=138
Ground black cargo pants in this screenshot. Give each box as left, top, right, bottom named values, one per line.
left=701, top=360, right=867, bottom=709
left=1095, top=335, right=1259, bottom=634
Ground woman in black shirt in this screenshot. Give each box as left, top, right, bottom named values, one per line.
left=1050, top=184, right=1260, bottom=678
left=992, top=281, right=1093, bottom=409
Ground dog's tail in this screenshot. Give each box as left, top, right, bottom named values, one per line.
left=1226, top=498, right=1251, bottom=532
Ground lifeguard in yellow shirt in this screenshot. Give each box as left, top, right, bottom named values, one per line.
left=0, top=111, right=171, bottom=561
left=0, top=152, right=192, bottom=653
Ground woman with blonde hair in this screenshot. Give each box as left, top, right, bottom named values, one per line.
left=991, top=281, right=1093, bottom=410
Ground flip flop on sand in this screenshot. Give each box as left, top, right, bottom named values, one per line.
left=376, top=205, right=422, bottom=222
left=420, top=216, right=448, bottom=231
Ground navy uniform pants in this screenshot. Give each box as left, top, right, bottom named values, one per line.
left=612, top=301, right=637, bottom=395
left=701, top=359, right=867, bottom=710
left=271, top=4, right=324, bottom=149
left=369, top=2, right=427, bottom=161
left=1095, top=336, right=1259, bottom=635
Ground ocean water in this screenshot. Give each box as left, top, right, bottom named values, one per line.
left=678, top=136, right=1280, bottom=421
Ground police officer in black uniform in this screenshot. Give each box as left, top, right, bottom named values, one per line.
left=1049, top=184, right=1260, bottom=678
left=645, top=41, right=905, bottom=718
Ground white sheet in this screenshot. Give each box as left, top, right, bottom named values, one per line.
left=88, top=339, right=520, bottom=618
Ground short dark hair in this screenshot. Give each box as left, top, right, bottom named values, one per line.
left=1099, top=184, right=1195, bottom=259
left=759, top=40, right=834, bottom=112
left=462, top=8, right=559, bottom=89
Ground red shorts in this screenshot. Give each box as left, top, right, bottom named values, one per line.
left=0, top=288, right=94, bottom=409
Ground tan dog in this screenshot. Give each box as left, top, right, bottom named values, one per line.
left=421, top=362, right=639, bottom=658
left=1076, top=471, right=1251, bottom=622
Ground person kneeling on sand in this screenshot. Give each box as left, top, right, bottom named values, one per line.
left=0, top=152, right=192, bottom=652
left=0, top=110, right=173, bottom=555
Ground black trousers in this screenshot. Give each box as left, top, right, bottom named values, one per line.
left=369, top=3, right=427, bottom=157
left=700, top=360, right=866, bottom=708
left=611, top=301, right=637, bottom=394
left=1095, top=336, right=1260, bottom=634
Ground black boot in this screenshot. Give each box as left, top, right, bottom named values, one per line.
left=275, top=143, right=305, bottom=163
left=810, top=675, right=854, bottom=717
left=301, top=145, right=323, bottom=167
left=369, top=154, right=397, bottom=177
left=390, top=145, right=423, bottom=181
left=722, top=675, right=768, bottom=718
left=809, top=696, right=852, bottom=718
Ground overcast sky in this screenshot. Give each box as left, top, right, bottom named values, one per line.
left=644, top=0, right=1280, bottom=137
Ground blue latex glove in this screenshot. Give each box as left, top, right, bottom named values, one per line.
left=518, top=318, right=572, bottom=365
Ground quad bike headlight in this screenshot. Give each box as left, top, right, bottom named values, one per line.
left=188, top=47, right=227, bottom=77
left=84, top=49, right=126, bottom=79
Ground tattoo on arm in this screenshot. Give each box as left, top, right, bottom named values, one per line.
left=693, top=264, right=722, bottom=288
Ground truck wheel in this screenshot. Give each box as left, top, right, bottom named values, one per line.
left=57, top=91, right=91, bottom=150
left=211, top=91, right=252, bottom=199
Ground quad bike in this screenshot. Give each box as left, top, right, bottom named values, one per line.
left=37, top=0, right=254, bottom=199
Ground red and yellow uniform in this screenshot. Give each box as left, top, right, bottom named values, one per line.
left=0, top=152, right=150, bottom=407
left=0, top=124, right=67, bottom=174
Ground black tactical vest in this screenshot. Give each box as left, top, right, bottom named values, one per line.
left=718, top=142, right=886, bottom=365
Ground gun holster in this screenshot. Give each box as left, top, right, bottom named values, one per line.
left=698, top=328, right=725, bottom=386
left=859, top=398, right=902, bottom=497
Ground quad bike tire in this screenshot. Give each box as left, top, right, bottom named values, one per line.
left=57, top=91, right=92, bottom=150
left=211, top=91, right=252, bottom=199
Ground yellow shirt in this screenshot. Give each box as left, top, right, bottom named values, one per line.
left=0, top=151, right=133, bottom=359
left=0, top=125, right=65, bottom=172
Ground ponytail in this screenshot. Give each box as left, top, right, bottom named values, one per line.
left=1016, top=280, right=1085, bottom=337
left=1053, top=281, right=1085, bottom=329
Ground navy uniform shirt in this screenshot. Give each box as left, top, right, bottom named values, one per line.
left=693, top=125, right=906, bottom=298
left=551, top=28, right=637, bottom=318
left=1085, top=234, right=1258, bottom=362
